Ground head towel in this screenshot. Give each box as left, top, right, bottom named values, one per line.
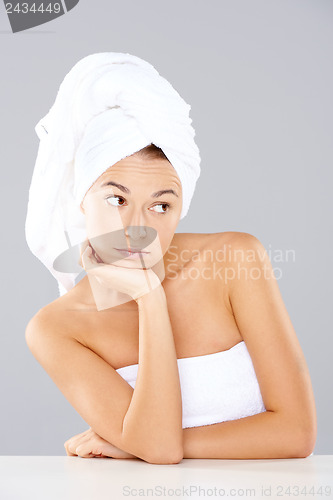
left=25, top=52, right=201, bottom=297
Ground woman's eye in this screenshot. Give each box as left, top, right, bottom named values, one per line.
left=105, top=195, right=125, bottom=206
left=105, top=196, right=170, bottom=214
left=150, top=203, right=170, bottom=214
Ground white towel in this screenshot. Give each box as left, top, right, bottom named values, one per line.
left=116, top=341, right=267, bottom=429
left=25, top=52, right=201, bottom=296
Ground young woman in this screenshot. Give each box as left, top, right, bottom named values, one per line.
left=25, top=53, right=317, bottom=464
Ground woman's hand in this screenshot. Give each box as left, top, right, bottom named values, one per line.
left=64, top=427, right=137, bottom=459
left=81, top=240, right=162, bottom=301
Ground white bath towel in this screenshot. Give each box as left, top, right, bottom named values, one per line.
left=116, top=341, right=267, bottom=429
left=116, top=340, right=315, bottom=457
left=25, top=52, right=201, bottom=296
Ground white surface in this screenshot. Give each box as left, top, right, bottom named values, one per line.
left=0, top=455, right=332, bottom=499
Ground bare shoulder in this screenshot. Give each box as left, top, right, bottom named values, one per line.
left=175, top=231, right=261, bottom=254
left=172, top=231, right=263, bottom=270
left=25, top=293, right=77, bottom=347
left=174, top=231, right=238, bottom=251
left=214, top=230, right=261, bottom=248
left=211, top=231, right=269, bottom=288
left=212, top=231, right=264, bottom=259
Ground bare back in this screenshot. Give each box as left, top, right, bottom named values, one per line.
left=44, top=232, right=243, bottom=370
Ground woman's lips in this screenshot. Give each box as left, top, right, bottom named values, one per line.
left=114, top=248, right=150, bottom=258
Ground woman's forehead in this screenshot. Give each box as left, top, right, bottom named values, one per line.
left=99, top=158, right=181, bottom=183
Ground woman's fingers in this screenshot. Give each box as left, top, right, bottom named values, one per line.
left=65, top=449, right=76, bottom=456
left=81, top=246, right=97, bottom=271
left=68, top=434, right=106, bottom=458
left=75, top=443, right=96, bottom=458
left=78, top=239, right=90, bottom=267
left=80, top=241, right=100, bottom=267
left=63, top=428, right=90, bottom=446
left=64, top=429, right=92, bottom=456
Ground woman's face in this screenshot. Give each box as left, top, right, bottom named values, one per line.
left=80, top=153, right=183, bottom=270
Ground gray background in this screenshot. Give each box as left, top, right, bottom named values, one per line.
left=0, top=0, right=331, bottom=455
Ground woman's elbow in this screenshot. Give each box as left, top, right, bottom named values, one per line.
left=294, top=424, right=317, bottom=458
left=297, top=431, right=316, bottom=458
left=144, top=447, right=184, bottom=465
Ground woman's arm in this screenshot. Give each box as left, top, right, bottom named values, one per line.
left=80, top=244, right=183, bottom=462
left=121, top=284, right=183, bottom=464
left=86, top=407, right=312, bottom=460
left=182, top=410, right=314, bottom=459
left=186, top=231, right=316, bottom=460
left=26, top=283, right=183, bottom=464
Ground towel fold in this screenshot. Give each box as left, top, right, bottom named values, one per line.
left=25, top=52, right=201, bottom=296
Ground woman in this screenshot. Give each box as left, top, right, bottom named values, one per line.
left=25, top=52, right=317, bottom=463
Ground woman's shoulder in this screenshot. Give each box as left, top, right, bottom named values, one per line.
left=25, top=289, right=83, bottom=344
left=175, top=231, right=261, bottom=256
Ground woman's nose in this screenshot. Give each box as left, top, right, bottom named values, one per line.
left=124, top=210, right=147, bottom=240
left=125, top=224, right=147, bottom=240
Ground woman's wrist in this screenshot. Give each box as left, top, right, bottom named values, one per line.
left=134, top=283, right=166, bottom=307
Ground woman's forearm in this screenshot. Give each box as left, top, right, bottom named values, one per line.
left=120, top=284, right=183, bottom=464
left=182, top=410, right=314, bottom=459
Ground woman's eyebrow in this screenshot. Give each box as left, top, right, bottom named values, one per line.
left=100, top=180, right=179, bottom=198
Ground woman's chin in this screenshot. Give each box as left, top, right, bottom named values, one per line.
left=97, top=255, right=148, bottom=269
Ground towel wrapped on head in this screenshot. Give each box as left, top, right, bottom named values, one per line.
left=25, top=52, right=201, bottom=296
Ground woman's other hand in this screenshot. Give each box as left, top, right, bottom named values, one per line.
left=64, top=427, right=137, bottom=459
left=81, top=242, right=162, bottom=301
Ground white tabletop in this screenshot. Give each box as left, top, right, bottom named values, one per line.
left=0, top=455, right=332, bottom=499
